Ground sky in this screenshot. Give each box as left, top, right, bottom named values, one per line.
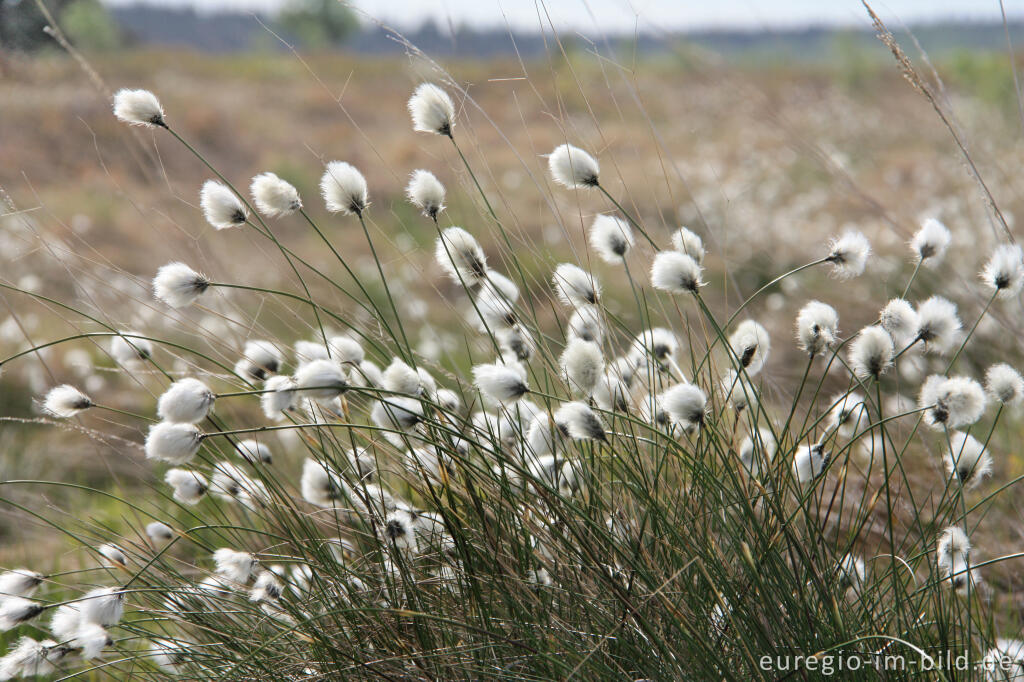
left=101, top=0, right=1021, bottom=32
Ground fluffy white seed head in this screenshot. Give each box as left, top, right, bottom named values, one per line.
left=261, top=375, right=297, bottom=419
left=848, top=326, right=893, bottom=380
left=919, top=375, right=986, bottom=430
left=240, top=340, right=283, bottom=380
left=249, top=570, right=283, bottom=603
left=548, top=143, right=599, bottom=189
left=407, top=169, right=446, bottom=219
left=157, top=377, right=214, bottom=424
left=250, top=172, right=301, bottom=218
left=371, top=396, right=423, bottom=432
left=73, top=622, right=112, bottom=660
left=560, top=338, right=604, bottom=396
left=915, top=296, right=961, bottom=353
left=0, top=570, right=43, bottom=599
left=936, top=526, right=971, bottom=587
left=164, top=468, right=207, bottom=505
left=213, top=548, right=257, bottom=584
left=496, top=324, right=535, bottom=361
left=631, top=328, right=679, bottom=374
left=295, top=359, right=347, bottom=402
left=721, top=369, right=757, bottom=413
left=110, top=332, right=152, bottom=364
left=382, top=358, right=423, bottom=395
left=826, top=230, right=871, bottom=279
left=408, top=83, right=455, bottom=136
left=328, top=335, right=364, bottom=366
left=911, top=218, right=951, bottom=265
left=153, top=262, right=210, bottom=308
left=112, top=88, right=164, bottom=127
left=200, top=180, right=248, bottom=230
left=320, top=161, right=368, bottom=216
left=553, top=401, right=606, bottom=441
left=0, top=597, right=44, bottom=631
left=97, top=544, right=126, bottom=567
left=945, top=431, right=992, bottom=489
left=879, top=298, right=918, bottom=345
left=552, top=263, right=599, bottom=307
left=436, top=227, right=487, bottom=286
left=0, top=636, right=64, bottom=677
left=589, top=215, right=634, bottom=263
left=145, top=422, right=202, bottom=464
left=981, top=243, right=1024, bottom=297
left=567, top=304, right=604, bottom=345
left=236, top=439, right=272, bottom=464
left=42, top=384, right=93, bottom=418
left=670, top=227, right=705, bottom=264
left=739, top=429, right=777, bottom=477
left=837, top=554, right=868, bottom=593
left=795, top=301, right=838, bottom=356
left=985, top=363, right=1024, bottom=407
left=473, top=362, right=528, bottom=403
left=792, top=443, right=829, bottom=484
left=650, top=251, right=703, bottom=294
left=661, top=383, right=707, bottom=431
left=729, top=320, right=770, bottom=376
left=145, top=521, right=174, bottom=545
left=829, top=392, right=867, bottom=438
left=384, top=511, right=418, bottom=554
left=75, top=588, right=123, bottom=628
left=300, top=458, right=342, bottom=508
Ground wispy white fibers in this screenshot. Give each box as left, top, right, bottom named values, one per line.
left=828, top=392, right=866, bottom=438
left=981, top=243, right=1024, bottom=297
left=848, top=326, right=893, bottom=380
left=213, top=548, right=258, bottom=584
left=236, top=439, right=273, bottom=464
left=112, top=88, right=164, bottom=127
left=879, top=298, right=918, bottom=345
left=200, top=180, right=248, bottom=230
left=407, top=170, right=446, bottom=219
left=910, top=218, right=951, bottom=266
left=560, top=338, right=604, bottom=396
left=721, top=369, right=757, bottom=413
left=568, top=304, right=604, bottom=344
left=825, top=230, right=870, bottom=279
left=554, top=401, right=606, bottom=441
left=261, top=375, right=297, bottom=419
left=145, top=423, right=202, bottom=464
left=97, top=544, right=127, bottom=567
left=589, top=215, right=634, bottom=263
left=436, top=227, right=487, bottom=286
left=670, top=227, right=705, bottom=264
left=408, top=83, right=455, bottom=136
left=944, top=431, right=992, bottom=489
left=295, top=359, right=348, bottom=402
left=145, top=521, right=174, bottom=545
left=473, top=362, right=528, bottom=403
left=0, top=570, right=43, bottom=599
left=329, top=335, right=364, bottom=366
left=153, top=262, right=210, bottom=308
left=661, top=383, right=706, bottom=431
left=110, top=332, right=152, bottom=364
left=936, top=526, right=971, bottom=589
left=548, top=143, right=599, bottom=189
left=382, top=358, right=423, bottom=395
left=42, top=385, right=92, bottom=418
left=0, top=636, right=66, bottom=677
left=157, top=378, right=215, bottom=424
left=739, top=429, right=777, bottom=477
left=915, top=296, right=961, bottom=353
left=792, top=443, right=829, bottom=484
left=919, top=375, right=986, bottom=430
left=729, top=320, right=770, bottom=375
left=239, top=339, right=283, bottom=381
left=250, top=172, right=301, bottom=218
left=985, top=363, right=1024, bottom=407
left=650, top=251, right=702, bottom=294
left=165, top=468, right=207, bottom=505
left=552, top=263, right=599, bottom=307
left=795, top=301, right=838, bottom=357
left=632, top=328, right=680, bottom=375
left=301, top=458, right=343, bottom=507
left=0, top=597, right=43, bottom=632
left=320, top=161, right=368, bottom=216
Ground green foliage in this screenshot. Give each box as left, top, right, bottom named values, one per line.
left=60, top=0, right=122, bottom=52
left=947, top=49, right=1021, bottom=117
left=276, top=0, right=358, bottom=49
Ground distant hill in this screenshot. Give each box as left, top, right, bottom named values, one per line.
left=108, top=5, right=1024, bottom=61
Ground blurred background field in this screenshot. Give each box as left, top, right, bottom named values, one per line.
left=3, top=0, right=1024, bottom=622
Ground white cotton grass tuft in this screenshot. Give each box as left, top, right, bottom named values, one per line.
left=825, top=230, right=871, bottom=279
left=145, top=422, right=202, bottom=464
left=164, top=468, right=207, bottom=505
left=300, top=458, right=343, bottom=508
left=836, top=554, right=868, bottom=594
left=236, top=439, right=273, bottom=464
left=650, top=251, right=702, bottom=295
left=589, top=215, right=634, bottom=263
left=670, top=227, right=705, bottom=264
left=0, top=570, right=43, bottom=599
left=560, top=338, right=604, bottom=396
left=408, top=83, right=455, bottom=136
left=739, top=429, right=777, bottom=477
left=552, top=263, right=600, bottom=307
left=828, top=392, right=867, bottom=438
left=554, top=401, right=606, bottom=441
left=879, top=298, right=918, bottom=345
left=382, top=358, right=423, bottom=395
left=240, top=339, right=283, bottom=380
left=153, top=262, right=210, bottom=308
left=110, top=332, right=152, bottom=364
left=919, top=375, right=986, bottom=430
left=631, top=327, right=680, bottom=375
left=407, top=170, right=446, bottom=219
left=944, top=431, right=992, bottom=489
left=145, top=521, right=174, bottom=545
left=660, top=383, right=707, bottom=431
left=848, top=326, right=893, bottom=380
left=792, top=443, right=829, bottom=484
left=157, top=377, right=215, bottom=424
left=384, top=511, right=418, bottom=554
left=985, top=363, right=1024, bottom=407
left=329, top=335, right=365, bottom=365
left=200, top=180, right=248, bottom=230
left=0, top=635, right=66, bottom=677
left=473, top=362, right=528, bottom=403
left=213, top=548, right=258, bottom=584
left=436, top=227, right=487, bottom=286
left=981, top=243, right=1024, bottom=297
left=568, top=304, right=604, bottom=345
left=915, top=296, right=961, bottom=353
left=261, top=375, right=297, bottom=419
left=547, top=143, right=600, bottom=189
left=97, top=544, right=127, bottom=567
left=294, top=359, right=348, bottom=402
left=721, top=369, right=758, bottom=413
left=794, top=301, right=838, bottom=356
left=936, top=526, right=971, bottom=589
left=729, top=320, right=770, bottom=376
left=42, top=384, right=93, bottom=418
left=320, top=161, right=368, bottom=216
left=0, top=597, right=44, bottom=632
left=250, top=172, right=301, bottom=218
left=910, top=218, right=951, bottom=265
left=112, top=88, right=165, bottom=127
